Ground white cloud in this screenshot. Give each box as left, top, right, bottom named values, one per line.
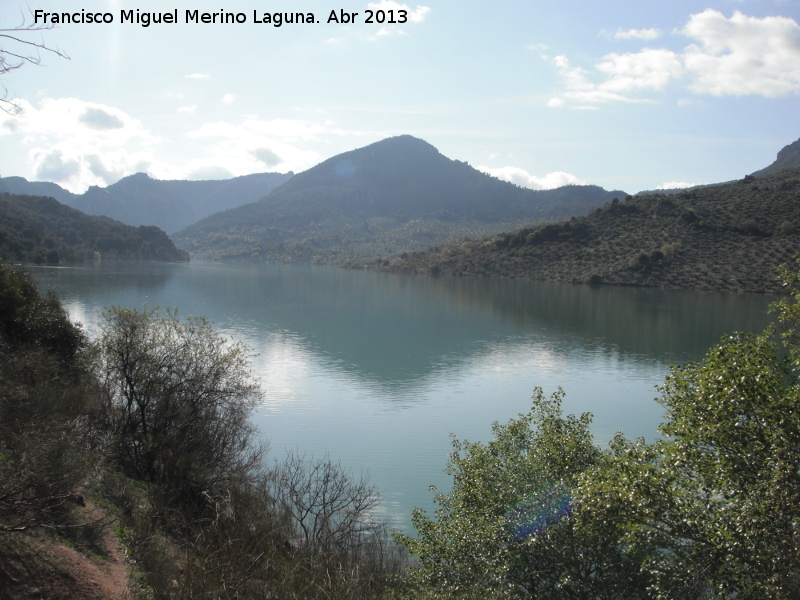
left=595, top=48, right=684, bottom=94
left=546, top=54, right=657, bottom=106
left=183, top=116, right=350, bottom=175
left=185, top=73, right=210, bottom=79
left=79, top=107, right=125, bottom=130
left=478, top=165, right=586, bottom=190
left=657, top=181, right=702, bottom=190
left=613, top=27, right=661, bottom=40
left=252, top=147, right=282, bottom=167
left=222, top=94, right=235, bottom=105
left=680, top=9, right=800, bottom=97
left=548, top=10, right=800, bottom=108
left=2, top=96, right=380, bottom=192
left=177, top=105, right=197, bottom=113
left=0, top=97, right=158, bottom=191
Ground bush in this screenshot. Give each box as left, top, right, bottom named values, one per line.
left=95, top=307, right=265, bottom=514
left=0, top=262, right=102, bottom=541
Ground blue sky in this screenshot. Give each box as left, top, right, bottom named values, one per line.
left=1, top=0, right=799, bottom=194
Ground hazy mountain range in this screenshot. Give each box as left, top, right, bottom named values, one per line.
left=0, top=171, right=292, bottom=234
left=2, top=134, right=798, bottom=292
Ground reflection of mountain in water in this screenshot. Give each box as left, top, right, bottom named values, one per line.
left=28, top=262, right=775, bottom=390
left=176, top=264, right=774, bottom=384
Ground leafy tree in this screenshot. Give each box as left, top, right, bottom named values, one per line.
left=398, top=388, right=620, bottom=599
left=96, top=306, right=264, bottom=513
left=574, top=260, right=800, bottom=599
left=0, top=262, right=86, bottom=361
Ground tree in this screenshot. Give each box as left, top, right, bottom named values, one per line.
left=96, top=306, right=264, bottom=512
left=1, top=10, right=68, bottom=114
left=268, top=452, right=402, bottom=597
left=398, top=388, right=624, bottom=599
left=271, top=453, right=383, bottom=559
left=572, top=259, right=800, bottom=599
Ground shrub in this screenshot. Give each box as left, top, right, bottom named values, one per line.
left=95, top=307, right=265, bottom=514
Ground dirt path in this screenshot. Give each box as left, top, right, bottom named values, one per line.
left=1, top=498, right=137, bottom=600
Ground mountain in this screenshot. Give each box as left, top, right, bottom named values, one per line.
left=0, top=193, right=189, bottom=263
left=174, top=135, right=625, bottom=262
left=751, top=137, right=800, bottom=178
left=375, top=167, right=800, bottom=294
left=634, top=136, right=800, bottom=197
left=0, top=171, right=294, bottom=234
left=0, top=176, right=78, bottom=205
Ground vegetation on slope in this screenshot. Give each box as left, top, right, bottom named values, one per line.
left=376, top=167, right=800, bottom=293
left=0, top=193, right=189, bottom=264
left=175, top=135, right=624, bottom=262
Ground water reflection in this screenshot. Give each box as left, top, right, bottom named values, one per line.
left=24, top=261, right=778, bottom=531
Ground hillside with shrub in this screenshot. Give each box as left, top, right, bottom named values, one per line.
left=175, top=135, right=624, bottom=262
left=0, top=193, right=189, bottom=263
left=0, top=262, right=404, bottom=600
left=375, top=167, right=800, bottom=294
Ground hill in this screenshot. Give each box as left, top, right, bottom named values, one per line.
left=374, top=167, right=800, bottom=294
left=0, top=193, right=189, bottom=263
left=0, top=171, right=293, bottom=234
left=750, top=136, right=800, bottom=178
left=635, top=136, right=800, bottom=197
left=174, top=135, right=625, bottom=262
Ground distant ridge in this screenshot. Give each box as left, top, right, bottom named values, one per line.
left=375, top=167, right=800, bottom=294
left=0, top=177, right=78, bottom=205
left=175, top=135, right=625, bottom=262
left=0, top=171, right=293, bottom=234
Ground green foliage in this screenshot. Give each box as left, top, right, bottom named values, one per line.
left=399, top=388, right=610, bottom=599
left=401, top=260, right=800, bottom=598
left=0, top=262, right=86, bottom=361
left=0, top=263, right=101, bottom=544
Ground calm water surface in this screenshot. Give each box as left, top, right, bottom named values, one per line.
left=27, top=261, right=776, bottom=532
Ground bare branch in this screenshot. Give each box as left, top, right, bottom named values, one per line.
left=0, top=10, right=70, bottom=114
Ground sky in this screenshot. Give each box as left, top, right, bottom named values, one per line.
left=1, top=0, right=799, bottom=195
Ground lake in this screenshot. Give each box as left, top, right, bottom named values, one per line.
left=26, top=261, right=777, bottom=532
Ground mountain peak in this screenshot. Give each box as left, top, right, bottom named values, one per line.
left=176, top=135, right=622, bottom=262
left=751, top=137, right=800, bottom=177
